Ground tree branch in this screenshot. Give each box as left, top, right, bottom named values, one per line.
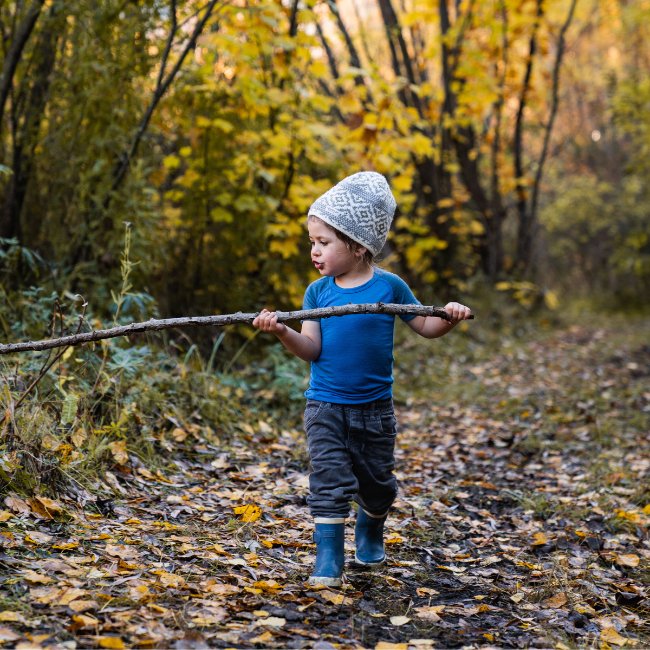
left=106, top=0, right=222, bottom=202
left=530, top=0, right=578, bottom=223
left=0, top=304, right=473, bottom=355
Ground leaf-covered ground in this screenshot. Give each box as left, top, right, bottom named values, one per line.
left=1, top=318, right=649, bottom=649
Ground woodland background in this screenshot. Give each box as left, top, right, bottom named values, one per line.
left=0, top=1, right=649, bottom=648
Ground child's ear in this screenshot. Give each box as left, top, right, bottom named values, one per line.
left=354, top=244, right=368, bottom=258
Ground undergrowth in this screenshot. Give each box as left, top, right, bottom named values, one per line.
left=2, top=230, right=647, bottom=501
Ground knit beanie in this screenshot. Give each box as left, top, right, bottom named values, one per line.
left=308, top=171, right=396, bottom=257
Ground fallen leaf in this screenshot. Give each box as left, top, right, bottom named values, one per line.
left=256, top=616, right=285, bottom=628
left=232, top=504, right=262, bottom=522
left=105, top=544, right=141, bottom=561
left=28, top=497, right=65, bottom=519
left=71, top=614, right=99, bottom=628
left=390, top=616, right=411, bottom=626
left=414, top=605, right=445, bottom=622
left=249, top=631, right=275, bottom=645
left=52, top=540, right=80, bottom=551
left=151, top=570, right=185, bottom=588
left=0, top=511, right=14, bottom=522
left=97, top=637, right=126, bottom=649
left=510, top=592, right=525, bottom=603
left=253, top=580, right=283, bottom=593
left=416, top=587, right=439, bottom=597
left=108, top=440, right=128, bottom=465
left=0, top=627, right=20, bottom=642
left=531, top=531, right=548, bottom=546
left=4, top=496, right=30, bottom=515
left=436, top=564, right=466, bottom=573
left=375, top=643, right=408, bottom=650
left=542, top=592, right=568, bottom=608
left=614, top=554, right=640, bottom=568
left=22, top=570, right=53, bottom=584
left=24, top=531, right=53, bottom=545
left=68, top=600, right=99, bottom=613
left=0, top=611, right=25, bottom=623
left=614, top=509, right=641, bottom=523
left=600, top=627, right=628, bottom=646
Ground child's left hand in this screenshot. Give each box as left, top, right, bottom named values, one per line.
left=444, top=302, right=472, bottom=323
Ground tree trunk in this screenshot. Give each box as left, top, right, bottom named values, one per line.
left=1, top=2, right=61, bottom=241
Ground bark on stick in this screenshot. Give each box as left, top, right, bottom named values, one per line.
left=0, top=303, right=473, bottom=355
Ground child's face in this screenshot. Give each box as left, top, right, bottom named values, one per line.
left=308, top=218, right=361, bottom=278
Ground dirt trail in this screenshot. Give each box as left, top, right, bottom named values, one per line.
left=1, top=322, right=648, bottom=648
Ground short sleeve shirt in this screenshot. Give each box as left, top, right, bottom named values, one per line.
left=303, top=268, right=420, bottom=404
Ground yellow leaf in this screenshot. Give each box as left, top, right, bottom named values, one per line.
left=615, top=508, right=641, bottom=522
left=543, top=290, right=560, bottom=310
left=392, top=174, right=413, bottom=192
left=98, top=637, right=126, bottom=649
left=390, top=615, right=411, bottom=626
left=68, top=600, right=98, bottom=613
left=29, top=497, right=64, bottom=519
left=233, top=504, right=262, bottom=522
left=22, top=570, right=52, bottom=584
left=309, top=60, right=329, bottom=79
left=375, top=643, right=408, bottom=650
left=0, top=511, right=13, bottom=522
left=615, top=554, right=640, bottom=568
left=108, top=441, right=128, bottom=465
left=253, top=580, right=283, bottom=592
left=52, top=541, right=79, bottom=550
left=171, top=427, right=188, bottom=442
left=600, top=627, right=628, bottom=646
left=0, top=611, right=24, bottom=623
left=642, top=504, right=650, bottom=515
left=249, top=631, right=275, bottom=645
left=163, top=154, right=180, bottom=170
left=58, top=588, right=89, bottom=606
left=71, top=614, right=99, bottom=628
left=152, top=570, right=185, bottom=588
left=531, top=531, right=548, bottom=546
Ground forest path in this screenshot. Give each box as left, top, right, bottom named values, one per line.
left=1, top=319, right=648, bottom=648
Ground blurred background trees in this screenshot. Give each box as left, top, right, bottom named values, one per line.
left=1, top=0, right=648, bottom=330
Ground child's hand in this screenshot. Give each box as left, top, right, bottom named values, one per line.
left=444, top=302, right=472, bottom=323
left=252, top=309, right=288, bottom=336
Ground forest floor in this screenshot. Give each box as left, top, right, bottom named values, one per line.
left=0, top=316, right=649, bottom=649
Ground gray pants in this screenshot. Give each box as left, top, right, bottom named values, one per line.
left=303, top=398, right=398, bottom=518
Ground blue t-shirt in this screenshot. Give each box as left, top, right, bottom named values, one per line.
left=303, top=268, right=420, bottom=404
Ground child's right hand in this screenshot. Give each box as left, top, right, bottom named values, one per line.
left=252, top=309, right=287, bottom=336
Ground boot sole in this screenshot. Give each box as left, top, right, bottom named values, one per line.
left=308, top=575, right=342, bottom=587
left=354, top=553, right=385, bottom=566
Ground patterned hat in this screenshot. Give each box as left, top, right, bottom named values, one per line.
left=308, top=172, right=396, bottom=257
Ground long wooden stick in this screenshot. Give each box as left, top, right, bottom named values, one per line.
left=0, top=303, right=473, bottom=355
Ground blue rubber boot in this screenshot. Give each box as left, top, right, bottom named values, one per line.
left=355, top=509, right=386, bottom=565
left=308, top=519, right=345, bottom=587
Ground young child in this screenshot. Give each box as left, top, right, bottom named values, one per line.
left=253, top=171, right=471, bottom=586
